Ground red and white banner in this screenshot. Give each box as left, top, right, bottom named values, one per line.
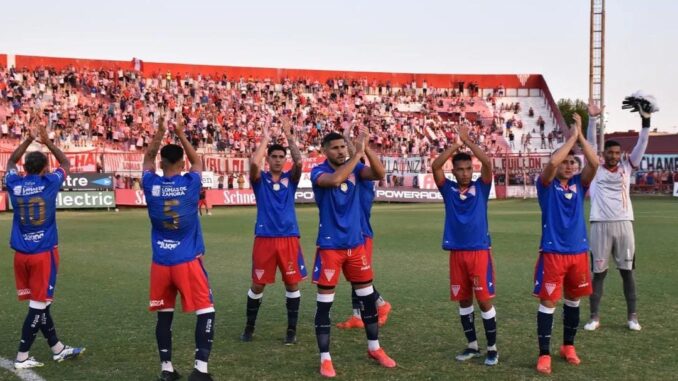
left=202, top=156, right=249, bottom=174
left=0, top=151, right=99, bottom=172
left=103, top=153, right=145, bottom=172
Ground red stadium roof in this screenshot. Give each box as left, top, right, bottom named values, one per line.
left=605, top=131, right=678, bottom=154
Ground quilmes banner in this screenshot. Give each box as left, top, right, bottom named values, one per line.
left=62, top=173, right=114, bottom=190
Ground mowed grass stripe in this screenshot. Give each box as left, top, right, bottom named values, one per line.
left=0, top=196, right=676, bottom=380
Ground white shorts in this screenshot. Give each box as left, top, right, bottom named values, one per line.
left=589, top=221, right=635, bottom=272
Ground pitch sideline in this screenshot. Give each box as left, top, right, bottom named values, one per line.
left=0, top=357, right=47, bottom=381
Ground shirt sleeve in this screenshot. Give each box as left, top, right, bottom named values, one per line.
left=311, top=167, right=327, bottom=186
left=44, top=167, right=66, bottom=187
left=4, top=168, right=19, bottom=186
left=142, top=170, right=156, bottom=192
left=477, top=178, right=492, bottom=200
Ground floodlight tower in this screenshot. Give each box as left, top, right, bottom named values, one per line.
left=589, top=0, right=606, bottom=152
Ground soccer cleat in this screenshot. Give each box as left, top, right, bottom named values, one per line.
left=53, top=345, right=85, bottom=362
left=158, top=370, right=181, bottom=381
left=368, top=348, right=397, bottom=368
left=583, top=319, right=600, bottom=331
left=14, top=357, right=44, bottom=369
left=559, top=345, right=581, bottom=365
left=284, top=329, right=297, bottom=345
left=320, top=359, right=336, bottom=378
left=628, top=319, right=642, bottom=331
left=484, top=350, right=499, bottom=366
left=378, top=302, right=392, bottom=326
left=188, top=369, right=213, bottom=381
left=336, top=315, right=364, bottom=329
left=536, top=354, right=552, bottom=374
left=240, top=327, right=254, bottom=342
left=455, top=347, right=481, bottom=362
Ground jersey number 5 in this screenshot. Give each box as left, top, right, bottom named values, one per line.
left=163, top=199, right=180, bottom=230
left=16, top=197, right=46, bottom=226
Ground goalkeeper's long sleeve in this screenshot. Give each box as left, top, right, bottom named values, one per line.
left=629, top=127, right=650, bottom=168
left=586, top=115, right=598, bottom=152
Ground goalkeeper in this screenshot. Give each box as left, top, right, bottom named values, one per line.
left=584, top=91, right=658, bottom=332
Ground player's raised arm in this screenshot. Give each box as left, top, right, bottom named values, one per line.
left=359, top=127, right=385, bottom=181
left=626, top=92, right=658, bottom=168
left=586, top=99, right=602, bottom=152
left=458, top=123, right=493, bottom=184
left=283, top=116, right=303, bottom=183
left=175, top=116, right=202, bottom=173
left=431, top=131, right=462, bottom=188
left=143, top=113, right=166, bottom=172
left=250, top=121, right=271, bottom=183
left=540, top=121, right=579, bottom=185
left=37, top=118, right=70, bottom=174
left=576, top=113, right=599, bottom=186
left=6, top=122, right=36, bottom=173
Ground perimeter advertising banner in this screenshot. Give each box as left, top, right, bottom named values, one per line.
left=7, top=191, right=115, bottom=209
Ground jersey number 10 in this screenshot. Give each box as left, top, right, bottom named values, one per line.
left=16, top=197, right=46, bottom=226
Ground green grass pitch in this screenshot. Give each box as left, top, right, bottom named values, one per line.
left=0, top=196, right=677, bottom=380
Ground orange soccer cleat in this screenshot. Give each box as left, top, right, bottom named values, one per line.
left=368, top=348, right=397, bottom=368
left=378, top=302, right=392, bottom=326
left=319, top=359, right=336, bottom=378
left=559, top=345, right=581, bottom=365
left=336, top=315, right=364, bottom=329
left=536, top=354, right=552, bottom=374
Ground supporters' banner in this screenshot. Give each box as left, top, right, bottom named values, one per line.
left=283, top=156, right=325, bottom=172
left=0, top=191, right=6, bottom=211
left=62, top=173, right=114, bottom=190
left=492, top=155, right=550, bottom=174
left=103, top=153, right=145, bottom=172
left=639, top=154, right=678, bottom=172
left=202, top=156, right=249, bottom=174
left=53, top=152, right=99, bottom=173
left=381, top=156, right=424, bottom=175
left=56, top=191, right=115, bottom=208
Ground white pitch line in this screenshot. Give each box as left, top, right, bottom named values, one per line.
left=0, top=357, right=47, bottom=381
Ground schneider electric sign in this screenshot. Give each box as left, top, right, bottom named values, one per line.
left=57, top=191, right=115, bottom=208
left=61, top=173, right=114, bottom=190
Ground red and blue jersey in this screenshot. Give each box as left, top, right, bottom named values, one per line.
left=143, top=171, right=205, bottom=265
left=252, top=170, right=300, bottom=237
left=311, top=160, right=366, bottom=249
left=438, top=178, right=492, bottom=250
left=536, top=174, right=589, bottom=254
left=359, top=179, right=376, bottom=238
left=6, top=168, right=65, bottom=254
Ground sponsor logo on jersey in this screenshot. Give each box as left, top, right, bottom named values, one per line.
left=156, top=239, right=181, bottom=250
left=23, top=231, right=45, bottom=242
left=161, top=186, right=188, bottom=197
left=152, top=185, right=161, bottom=197
left=13, top=185, right=22, bottom=195
left=17, top=288, right=31, bottom=296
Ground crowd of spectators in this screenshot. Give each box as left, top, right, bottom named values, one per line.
left=0, top=65, right=510, bottom=159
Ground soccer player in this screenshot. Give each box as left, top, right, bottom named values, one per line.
left=6, top=118, right=85, bottom=369
left=431, top=123, right=498, bottom=366
left=336, top=123, right=392, bottom=330
left=240, top=116, right=307, bottom=345
left=584, top=94, right=656, bottom=331
left=311, top=130, right=395, bottom=378
left=533, top=114, right=599, bottom=374
left=142, top=114, right=215, bottom=381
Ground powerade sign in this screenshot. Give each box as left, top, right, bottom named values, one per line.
left=61, top=173, right=114, bottom=190
left=57, top=191, right=115, bottom=209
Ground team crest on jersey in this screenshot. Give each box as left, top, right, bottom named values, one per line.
left=340, top=183, right=348, bottom=192
left=451, top=285, right=461, bottom=296
left=12, top=185, right=22, bottom=195
left=324, top=269, right=335, bottom=281
left=273, top=183, right=280, bottom=191
left=254, top=269, right=265, bottom=280
left=545, top=282, right=556, bottom=295
left=152, top=185, right=161, bottom=197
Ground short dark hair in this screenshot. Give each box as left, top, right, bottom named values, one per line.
left=452, top=152, right=472, bottom=166
left=24, top=151, right=48, bottom=174
left=160, top=144, right=184, bottom=165
left=322, top=132, right=345, bottom=148
left=604, top=140, right=621, bottom=150
left=267, top=144, right=286, bottom=156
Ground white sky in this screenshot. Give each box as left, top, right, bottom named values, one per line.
left=1, top=0, right=676, bottom=132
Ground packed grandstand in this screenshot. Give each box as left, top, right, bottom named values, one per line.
left=0, top=54, right=675, bottom=204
